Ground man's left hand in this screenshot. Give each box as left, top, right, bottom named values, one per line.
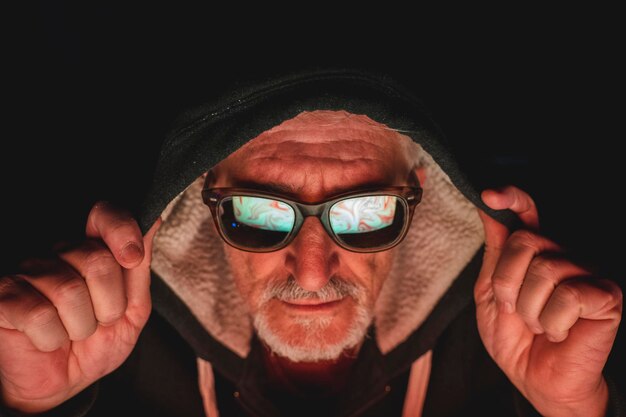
left=475, top=185, right=622, bottom=417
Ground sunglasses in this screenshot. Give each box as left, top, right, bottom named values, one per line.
left=202, top=184, right=422, bottom=253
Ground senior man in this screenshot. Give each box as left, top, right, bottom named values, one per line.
left=0, top=70, right=623, bottom=417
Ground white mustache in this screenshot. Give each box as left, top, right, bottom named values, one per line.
left=262, top=275, right=362, bottom=304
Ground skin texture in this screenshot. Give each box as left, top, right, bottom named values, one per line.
left=476, top=187, right=622, bottom=417
left=0, top=110, right=621, bottom=415
left=0, top=204, right=161, bottom=413
left=208, top=111, right=425, bottom=389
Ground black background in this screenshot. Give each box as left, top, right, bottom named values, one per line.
left=4, top=8, right=623, bottom=300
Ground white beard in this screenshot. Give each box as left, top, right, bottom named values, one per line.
left=253, top=301, right=373, bottom=362
left=251, top=276, right=373, bottom=362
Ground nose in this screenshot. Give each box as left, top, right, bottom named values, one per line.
left=284, top=216, right=339, bottom=292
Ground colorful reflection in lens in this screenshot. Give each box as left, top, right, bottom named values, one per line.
left=232, top=196, right=295, bottom=232
left=330, top=196, right=396, bottom=234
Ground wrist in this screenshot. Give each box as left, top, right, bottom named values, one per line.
left=2, top=382, right=98, bottom=416
left=2, top=396, right=62, bottom=415
left=532, top=377, right=609, bottom=417
left=2, top=387, right=73, bottom=415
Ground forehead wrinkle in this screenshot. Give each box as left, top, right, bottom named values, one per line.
left=242, top=155, right=396, bottom=185
left=234, top=111, right=409, bottom=165
left=229, top=137, right=407, bottom=189
left=264, top=110, right=395, bottom=135
left=229, top=158, right=398, bottom=201
left=257, top=128, right=398, bottom=148
left=247, top=155, right=384, bottom=164
left=215, top=110, right=416, bottom=196
left=239, top=139, right=398, bottom=163
left=267, top=138, right=390, bottom=153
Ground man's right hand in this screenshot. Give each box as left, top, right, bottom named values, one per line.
left=0, top=202, right=161, bottom=414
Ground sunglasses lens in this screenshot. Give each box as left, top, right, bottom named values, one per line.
left=218, top=196, right=295, bottom=249
left=329, top=195, right=407, bottom=250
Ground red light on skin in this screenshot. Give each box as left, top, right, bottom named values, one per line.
left=280, top=298, right=346, bottom=312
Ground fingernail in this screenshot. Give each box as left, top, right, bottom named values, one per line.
left=499, top=301, right=515, bottom=314
left=121, top=242, right=143, bottom=264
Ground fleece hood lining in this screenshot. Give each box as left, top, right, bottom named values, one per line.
left=150, top=137, right=485, bottom=358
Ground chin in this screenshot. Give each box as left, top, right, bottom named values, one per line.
left=253, top=298, right=373, bottom=363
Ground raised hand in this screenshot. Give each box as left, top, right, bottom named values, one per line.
left=474, top=186, right=622, bottom=417
left=0, top=202, right=161, bottom=414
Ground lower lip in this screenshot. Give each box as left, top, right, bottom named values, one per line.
left=281, top=298, right=346, bottom=312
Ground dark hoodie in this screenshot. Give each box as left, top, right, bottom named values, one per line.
left=2, top=70, right=623, bottom=417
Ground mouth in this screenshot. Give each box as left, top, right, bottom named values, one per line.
left=280, top=297, right=346, bottom=313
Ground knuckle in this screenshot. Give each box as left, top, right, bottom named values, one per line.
left=98, top=308, right=126, bottom=325
left=88, top=201, right=135, bottom=232
left=87, top=201, right=108, bottom=226
left=614, top=286, right=623, bottom=307
left=74, top=321, right=98, bottom=341
left=538, top=312, right=557, bottom=333
left=52, top=278, right=90, bottom=308
left=601, top=279, right=623, bottom=305
left=596, top=280, right=624, bottom=318
left=508, top=230, right=539, bottom=251
left=25, top=303, right=59, bottom=329
left=606, top=287, right=623, bottom=310
left=89, top=200, right=111, bottom=217
left=552, top=284, right=580, bottom=308
left=84, top=249, right=118, bottom=276
left=109, top=218, right=139, bottom=240
left=527, top=257, right=559, bottom=283
left=491, top=278, right=517, bottom=294
left=491, top=270, right=518, bottom=289
left=96, top=295, right=128, bottom=325
left=540, top=318, right=563, bottom=335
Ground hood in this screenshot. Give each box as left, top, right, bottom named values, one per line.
left=137, top=69, right=519, bottom=381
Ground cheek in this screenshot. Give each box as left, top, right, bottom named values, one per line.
left=343, top=251, right=395, bottom=302
left=224, top=246, right=285, bottom=310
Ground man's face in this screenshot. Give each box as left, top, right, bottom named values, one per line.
left=209, top=110, right=422, bottom=363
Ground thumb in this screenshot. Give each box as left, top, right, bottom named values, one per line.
left=475, top=195, right=511, bottom=301
left=125, top=217, right=162, bottom=314
left=479, top=189, right=514, bottom=267
left=140, top=217, right=163, bottom=268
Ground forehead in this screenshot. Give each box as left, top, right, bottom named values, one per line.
left=213, top=111, right=413, bottom=201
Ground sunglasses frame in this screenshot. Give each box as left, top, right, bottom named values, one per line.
left=201, top=185, right=423, bottom=253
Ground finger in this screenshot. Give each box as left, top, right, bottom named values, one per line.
left=58, top=241, right=126, bottom=326
left=475, top=208, right=511, bottom=303
left=539, top=278, right=623, bottom=343
left=0, top=275, right=69, bottom=352
left=478, top=207, right=510, bottom=265
left=476, top=185, right=540, bottom=303
left=482, top=186, right=540, bottom=230
left=516, top=255, right=590, bottom=334
left=491, top=230, right=562, bottom=313
left=20, top=259, right=98, bottom=341
left=85, top=201, right=144, bottom=269
left=124, top=217, right=162, bottom=326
